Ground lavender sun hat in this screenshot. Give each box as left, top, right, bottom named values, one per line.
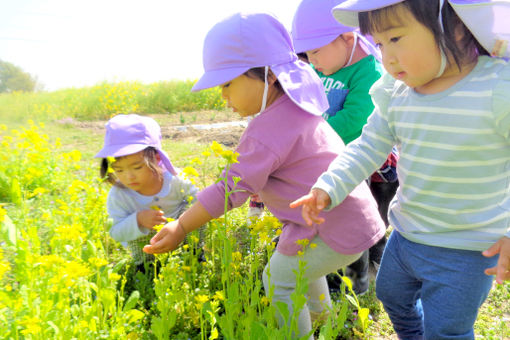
left=291, top=0, right=381, bottom=60
left=191, top=12, right=329, bottom=116
left=95, top=114, right=177, bottom=175
left=331, top=0, right=510, bottom=58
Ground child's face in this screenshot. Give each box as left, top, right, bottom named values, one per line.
left=305, top=34, right=352, bottom=75
left=371, top=6, right=444, bottom=92
left=221, top=74, right=266, bottom=117
left=111, top=151, right=161, bottom=195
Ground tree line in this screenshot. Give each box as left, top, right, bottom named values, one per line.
left=0, top=60, right=40, bottom=93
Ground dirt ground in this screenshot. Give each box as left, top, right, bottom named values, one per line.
left=70, top=110, right=245, bottom=147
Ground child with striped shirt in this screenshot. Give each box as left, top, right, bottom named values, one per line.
left=291, top=0, right=510, bottom=338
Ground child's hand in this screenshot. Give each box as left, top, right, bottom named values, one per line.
left=289, top=188, right=331, bottom=226
left=483, top=236, right=510, bottom=284
left=143, top=220, right=186, bottom=254
left=137, top=209, right=168, bottom=230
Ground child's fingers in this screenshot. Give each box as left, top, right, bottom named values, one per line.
left=301, top=205, right=314, bottom=226
left=496, top=255, right=510, bottom=284
left=143, top=245, right=154, bottom=254
left=482, top=241, right=500, bottom=258
left=289, top=193, right=313, bottom=209
left=144, top=237, right=167, bottom=254
left=483, top=237, right=510, bottom=284
left=150, top=227, right=168, bottom=244
left=485, top=257, right=510, bottom=284
left=302, top=205, right=325, bottom=226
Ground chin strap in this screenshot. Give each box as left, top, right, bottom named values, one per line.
left=345, top=32, right=358, bottom=68
left=435, top=0, right=447, bottom=78
left=257, top=66, right=269, bottom=116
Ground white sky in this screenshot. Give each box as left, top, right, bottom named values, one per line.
left=0, top=0, right=302, bottom=91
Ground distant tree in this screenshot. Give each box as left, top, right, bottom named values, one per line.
left=0, top=60, right=38, bottom=93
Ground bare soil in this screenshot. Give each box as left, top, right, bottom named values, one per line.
left=65, top=110, right=245, bottom=147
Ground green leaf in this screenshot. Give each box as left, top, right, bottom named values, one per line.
left=123, top=290, right=140, bottom=311
left=0, top=213, right=16, bottom=246
left=126, top=309, right=145, bottom=324
left=250, top=321, right=268, bottom=340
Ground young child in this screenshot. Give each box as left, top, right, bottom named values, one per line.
left=292, top=0, right=510, bottom=338
left=96, top=114, right=198, bottom=272
left=292, top=0, right=399, bottom=295
left=143, top=12, right=385, bottom=338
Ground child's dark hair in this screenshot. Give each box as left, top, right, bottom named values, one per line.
left=100, top=147, right=163, bottom=187
left=244, top=67, right=284, bottom=93
left=359, top=0, right=489, bottom=70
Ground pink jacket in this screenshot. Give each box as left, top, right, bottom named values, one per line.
left=198, top=95, right=384, bottom=255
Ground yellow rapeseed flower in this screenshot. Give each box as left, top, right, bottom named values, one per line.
left=220, top=149, right=239, bottom=164
left=296, top=238, right=310, bottom=247
left=232, top=251, right=242, bottom=263
left=213, top=290, right=225, bottom=301
left=88, top=257, right=108, bottom=268
left=210, top=141, right=224, bottom=156
left=195, top=294, right=209, bottom=305
left=108, top=273, right=121, bottom=282
left=0, top=205, right=6, bottom=222
left=260, top=296, right=271, bottom=306
left=210, top=327, right=219, bottom=340
left=20, top=316, right=42, bottom=336
left=182, top=166, right=199, bottom=178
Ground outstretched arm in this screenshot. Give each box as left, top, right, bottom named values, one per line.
left=289, top=188, right=331, bottom=226
left=143, top=201, right=212, bottom=254
left=483, top=236, right=510, bottom=284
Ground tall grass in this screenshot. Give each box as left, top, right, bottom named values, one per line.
left=0, top=80, right=225, bottom=124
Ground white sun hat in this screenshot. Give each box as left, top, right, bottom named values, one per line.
left=331, top=0, right=510, bottom=58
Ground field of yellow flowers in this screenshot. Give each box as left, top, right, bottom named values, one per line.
left=0, top=81, right=508, bottom=339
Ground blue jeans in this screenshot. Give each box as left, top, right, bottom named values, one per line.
left=375, top=231, right=498, bottom=340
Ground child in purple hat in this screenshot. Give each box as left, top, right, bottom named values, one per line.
left=293, top=0, right=510, bottom=338
left=95, top=114, right=198, bottom=272
left=292, top=0, right=400, bottom=296
left=143, top=12, right=385, bottom=338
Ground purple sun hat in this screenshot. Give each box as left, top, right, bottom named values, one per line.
left=95, top=114, right=177, bottom=175
left=291, top=0, right=381, bottom=60
left=292, top=0, right=354, bottom=53
left=191, top=12, right=328, bottom=116
left=332, top=0, right=510, bottom=58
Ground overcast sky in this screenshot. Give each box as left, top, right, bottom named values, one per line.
left=0, top=0, right=302, bottom=91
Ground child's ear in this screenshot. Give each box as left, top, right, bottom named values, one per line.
left=155, top=152, right=161, bottom=162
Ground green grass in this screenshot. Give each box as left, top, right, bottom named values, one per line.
left=0, top=80, right=225, bottom=125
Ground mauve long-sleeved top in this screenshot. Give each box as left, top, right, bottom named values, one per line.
left=198, top=94, right=385, bottom=256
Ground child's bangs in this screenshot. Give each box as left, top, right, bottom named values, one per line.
left=359, top=5, right=407, bottom=36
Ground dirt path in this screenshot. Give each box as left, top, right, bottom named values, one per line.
left=68, top=110, right=245, bottom=147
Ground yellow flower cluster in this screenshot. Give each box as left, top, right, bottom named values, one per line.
left=210, top=141, right=239, bottom=164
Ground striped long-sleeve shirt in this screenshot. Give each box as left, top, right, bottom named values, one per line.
left=314, top=56, right=510, bottom=251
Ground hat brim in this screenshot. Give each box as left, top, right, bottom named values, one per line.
left=449, top=0, right=510, bottom=57
left=95, top=144, right=148, bottom=159
left=331, top=0, right=404, bottom=27
left=273, top=59, right=329, bottom=116
left=95, top=145, right=177, bottom=176
left=191, top=66, right=250, bottom=92
left=293, top=34, right=339, bottom=54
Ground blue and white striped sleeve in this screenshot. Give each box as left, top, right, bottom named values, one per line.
left=313, top=73, right=398, bottom=209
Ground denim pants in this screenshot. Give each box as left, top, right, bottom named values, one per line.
left=376, top=231, right=498, bottom=340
